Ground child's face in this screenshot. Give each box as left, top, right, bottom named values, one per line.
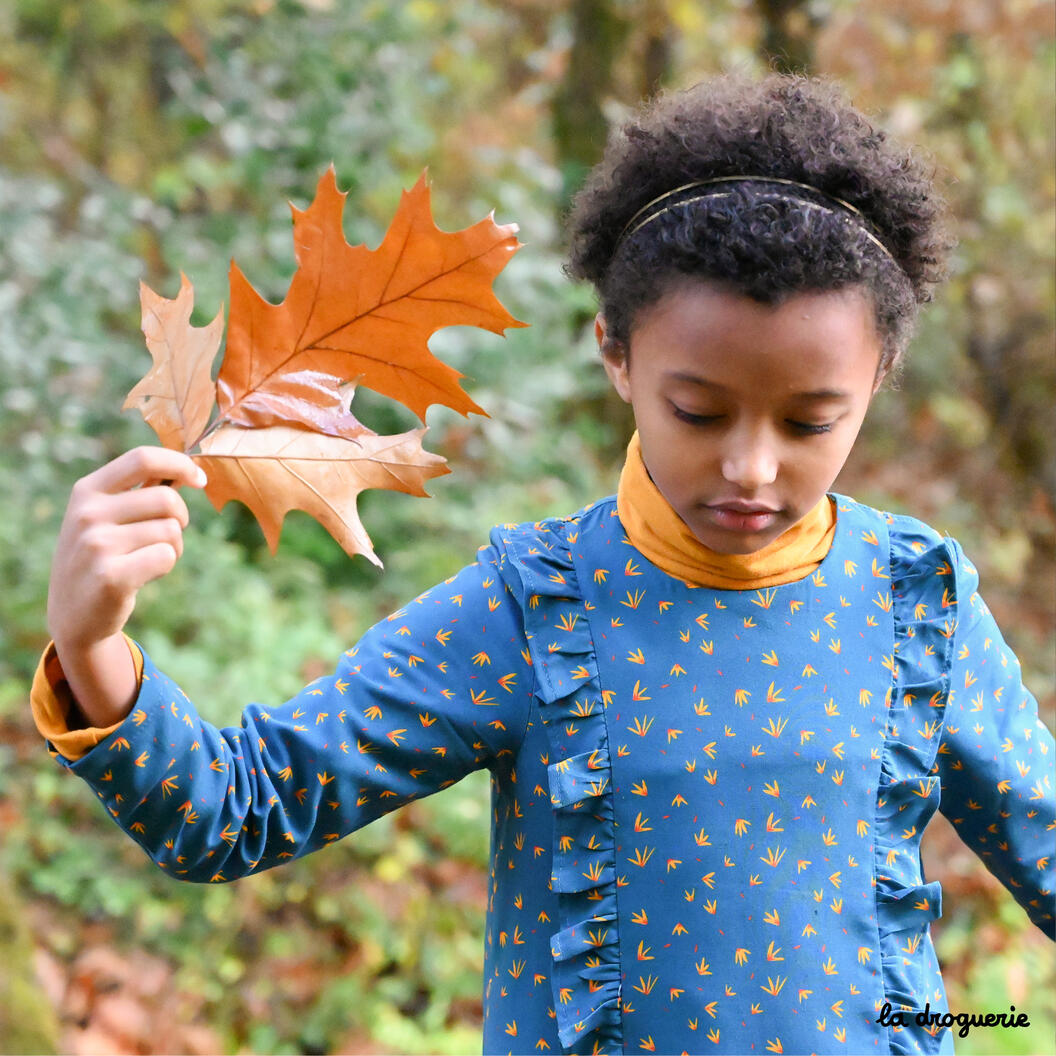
left=599, top=280, right=884, bottom=555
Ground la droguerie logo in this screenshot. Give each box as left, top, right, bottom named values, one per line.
left=876, top=1001, right=1031, bottom=1040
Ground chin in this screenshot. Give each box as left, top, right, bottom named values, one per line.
left=692, top=527, right=782, bottom=556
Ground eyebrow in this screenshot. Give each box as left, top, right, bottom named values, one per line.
left=663, top=371, right=852, bottom=401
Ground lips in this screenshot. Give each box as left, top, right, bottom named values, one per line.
left=704, top=500, right=781, bottom=534
left=708, top=500, right=780, bottom=514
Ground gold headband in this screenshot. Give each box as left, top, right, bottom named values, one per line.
left=616, top=175, right=897, bottom=265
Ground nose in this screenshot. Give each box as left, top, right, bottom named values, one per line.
left=720, top=427, right=778, bottom=490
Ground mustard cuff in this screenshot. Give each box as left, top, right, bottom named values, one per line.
left=30, top=636, right=144, bottom=762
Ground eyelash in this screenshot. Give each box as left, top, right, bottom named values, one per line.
left=789, top=421, right=834, bottom=436
left=671, top=406, right=833, bottom=435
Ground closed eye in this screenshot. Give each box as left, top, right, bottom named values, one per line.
left=788, top=420, right=834, bottom=435
left=673, top=404, right=833, bottom=435
left=671, top=405, right=721, bottom=426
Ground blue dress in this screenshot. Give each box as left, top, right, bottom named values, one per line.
left=44, top=494, right=1055, bottom=1055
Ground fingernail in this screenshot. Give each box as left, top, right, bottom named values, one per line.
left=195, top=467, right=208, bottom=487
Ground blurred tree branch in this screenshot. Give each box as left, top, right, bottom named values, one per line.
left=551, top=0, right=630, bottom=208
left=755, top=0, right=824, bottom=74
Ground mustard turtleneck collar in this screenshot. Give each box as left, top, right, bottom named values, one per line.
left=616, top=431, right=836, bottom=590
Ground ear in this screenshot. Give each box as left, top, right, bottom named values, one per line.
left=596, top=313, right=632, bottom=404
left=871, top=359, right=889, bottom=396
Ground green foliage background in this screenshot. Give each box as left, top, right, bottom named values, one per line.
left=0, top=1, right=1052, bottom=1053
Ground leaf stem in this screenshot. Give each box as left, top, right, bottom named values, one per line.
left=189, top=413, right=227, bottom=452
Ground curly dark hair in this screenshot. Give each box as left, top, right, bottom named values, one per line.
left=565, top=73, right=952, bottom=375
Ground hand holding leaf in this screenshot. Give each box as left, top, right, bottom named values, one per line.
left=124, top=168, right=524, bottom=565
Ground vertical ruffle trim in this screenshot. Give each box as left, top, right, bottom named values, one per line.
left=877, top=523, right=958, bottom=1055
left=500, top=517, right=624, bottom=1054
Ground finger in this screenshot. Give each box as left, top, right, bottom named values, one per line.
left=113, top=541, right=183, bottom=588
left=89, top=447, right=207, bottom=495
left=74, top=517, right=185, bottom=582
left=99, top=485, right=192, bottom=529
left=104, top=516, right=186, bottom=560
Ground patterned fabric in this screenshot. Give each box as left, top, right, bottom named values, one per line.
left=43, top=494, right=1055, bottom=1055
left=31, top=634, right=140, bottom=759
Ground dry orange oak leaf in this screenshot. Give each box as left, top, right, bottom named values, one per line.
left=124, top=167, right=524, bottom=566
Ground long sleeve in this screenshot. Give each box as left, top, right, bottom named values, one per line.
left=31, top=634, right=143, bottom=760
left=937, top=538, right=1055, bottom=937
left=39, top=543, right=535, bottom=883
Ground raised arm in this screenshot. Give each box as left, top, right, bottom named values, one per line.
left=46, top=446, right=207, bottom=727
left=35, top=450, right=534, bottom=882
left=36, top=548, right=533, bottom=882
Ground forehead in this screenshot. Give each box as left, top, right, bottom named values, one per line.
left=628, top=281, right=882, bottom=393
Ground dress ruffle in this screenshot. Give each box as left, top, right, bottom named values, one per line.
left=877, top=519, right=958, bottom=1055
left=500, top=516, right=623, bottom=1054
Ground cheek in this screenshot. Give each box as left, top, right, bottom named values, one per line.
left=642, top=438, right=695, bottom=486
left=766, top=437, right=846, bottom=494
left=805, top=431, right=861, bottom=487
left=651, top=439, right=718, bottom=494
left=803, top=435, right=849, bottom=468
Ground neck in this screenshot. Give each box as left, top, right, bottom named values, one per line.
left=616, top=431, right=836, bottom=589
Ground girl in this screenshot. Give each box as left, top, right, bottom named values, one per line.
left=33, top=73, right=1054, bottom=1055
